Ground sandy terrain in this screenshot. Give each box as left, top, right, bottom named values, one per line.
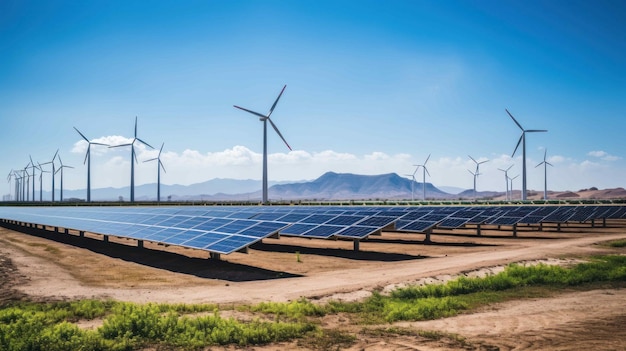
left=1, top=220, right=626, bottom=350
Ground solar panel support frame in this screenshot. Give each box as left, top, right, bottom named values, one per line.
left=424, top=227, right=432, bottom=243
left=210, top=252, right=221, bottom=260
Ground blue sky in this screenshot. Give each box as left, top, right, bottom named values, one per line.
left=1, top=0, right=625, bottom=199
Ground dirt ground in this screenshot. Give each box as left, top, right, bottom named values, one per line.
left=1, top=220, right=626, bottom=350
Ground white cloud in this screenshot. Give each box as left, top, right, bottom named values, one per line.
left=57, top=143, right=626, bottom=193
left=588, top=150, right=621, bottom=161
left=588, top=150, right=607, bottom=158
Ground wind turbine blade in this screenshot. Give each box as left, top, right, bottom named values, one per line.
left=526, top=129, right=548, bottom=133
left=546, top=162, right=554, bottom=167
left=268, top=118, right=292, bottom=150
left=512, top=134, right=523, bottom=157
left=58, top=155, right=63, bottom=166
left=159, top=160, right=166, bottom=173
left=133, top=149, right=139, bottom=164
left=143, top=157, right=158, bottom=163
left=424, top=154, right=431, bottom=165
left=134, top=116, right=138, bottom=138
left=91, top=142, right=109, bottom=146
left=52, top=149, right=59, bottom=162
left=84, top=147, right=90, bottom=165
left=506, top=164, right=513, bottom=171
left=268, top=85, right=286, bottom=118
left=506, top=109, right=524, bottom=131
left=543, top=148, right=547, bottom=161
left=535, top=161, right=543, bottom=168
left=73, top=127, right=90, bottom=142
left=425, top=167, right=431, bottom=177
left=468, top=155, right=478, bottom=164
left=479, top=159, right=489, bottom=165
left=158, top=142, right=164, bottom=156
left=233, top=105, right=268, bottom=119
left=109, top=143, right=132, bottom=148
left=136, top=138, right=154, bottom=149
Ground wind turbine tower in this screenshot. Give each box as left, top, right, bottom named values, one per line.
left=498, top=165, right=513, bottom=201
left=405, top=166, right=418, bottom=201
left=28, top=156, right=38, bottom=202
left=508, top=174, right=519, bottom=201
left=110, top=117, right=153, bottom=202
left=38, top=162, right=49, bottom=202
left=47, top=150, right=59, bottom=202
left=74, top=127, right=108, bottom=202
left=468, top=169, right=480, bottom=201
left=418, top=154, right=431, bottom=201
left=535, top=149, right=553, bottom=200
left=55, top=155, right=73, bottom=202
left=7, top=170, right=13, bottom=201
left=144, top=143, right=166, bottom=202
left=506, top=109, right=547, bottom=201
left=234, top=85, right=292, bottom=204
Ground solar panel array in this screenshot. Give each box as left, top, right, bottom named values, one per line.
left=1, top=205, right=625, bottom=255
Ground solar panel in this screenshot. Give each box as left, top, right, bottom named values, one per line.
left=357, top=216, right=396, bottom=228
left=326, top=215, right=367, bottom=226
left=193, top=218, right=233, bottom=231
left=489, top=216, right=522, bottom=226
left=335, top=226, right=379, bottom=239
left=181, top=232, right=230, bottom=249
left=214, top=219, right=257, bottom=234
left=240, top=221, right=287, bottom=238
left=299, top=214, right=337, bottom=224
left=399, top=220, right=438, bottom=232
left=437, top=218, right=470, bottom=229
left=301, top=225, right=345, bottom=238
left=280, top=223, right=318, bottom=235
left=204, top=236, right=258, bottom=254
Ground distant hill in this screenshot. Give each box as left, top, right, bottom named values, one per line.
left=266, top=171, right=452, bottom=200
left=19, top=173, right=626, bottom=202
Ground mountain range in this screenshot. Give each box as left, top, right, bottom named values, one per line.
left=16, top=171, right=626, bottom=202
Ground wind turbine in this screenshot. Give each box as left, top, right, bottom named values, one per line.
left=38, top=162, right=49, bottom=202
left=468, top=169, right=480, bottom=201
left=417, top=154, right=431, bottom=201
left=144, top=142, right=166, bottom=202
left=74, top=127, right=109, bottom=202
left=42, top=149, right=59, bottom=202
left=506, top=109, right=547, bottom=201
left=234, top=85, right=292, bottom=204
left=23, top=164, right=31, bottom=202
left=7, top=170, right=13, bottom=201
left=535, top=149, right=553, bottom=200
left=468, top=155, right=488, bottom=198
left=55, top=155, right=73, bottom=202
left=110, top=117, right=153, bottom=202
left=405, top=166, right=418, bottom=201
left=28, top=156, right=38, bottom=201
left=508, top=174, right=519, bottom=201
left=498, top=165, right=513, bottom=201
left=13, top=171, right=22, bottom=202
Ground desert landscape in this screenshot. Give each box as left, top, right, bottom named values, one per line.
left=1, top=217, right=626, bottom=350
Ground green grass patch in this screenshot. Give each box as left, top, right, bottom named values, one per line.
left=604, top=239, right=626, bottom=248
left=0, top=300, right=316, bottom=351
left=2, top=255, right=624, bottom=350
left=325, top=255, right=626, bottom=323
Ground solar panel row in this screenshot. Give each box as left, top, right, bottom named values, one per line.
left=1, top=205, right=625, bottom=255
